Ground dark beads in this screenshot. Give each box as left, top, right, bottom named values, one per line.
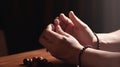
left=23, top=56, right=53, bottom=67
left=23, top=58, right=32, bottom=66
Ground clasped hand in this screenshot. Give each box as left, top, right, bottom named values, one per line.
left=39, top=11, right=97, bottom=64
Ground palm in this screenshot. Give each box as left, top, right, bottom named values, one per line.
left=62, top=22, right=94, bottom=46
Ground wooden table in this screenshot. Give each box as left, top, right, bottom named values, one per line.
left=0, top=48, right=76, bottom=67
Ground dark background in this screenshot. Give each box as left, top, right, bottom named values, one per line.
left=0, top=0, right=103, bottom=54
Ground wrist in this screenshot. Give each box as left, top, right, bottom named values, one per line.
left=65, top=46, right=84, bottom=64
left=93, top=33, right=100, bottom=49
left=78, top=46, right=90, bottom=67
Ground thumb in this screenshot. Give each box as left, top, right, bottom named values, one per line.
left=69, top=11, right=87, bottom=28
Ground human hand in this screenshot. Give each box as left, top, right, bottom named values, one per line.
left=39, top=24, right=83, bottom=64
left=54, top=11, right=97, bottom=48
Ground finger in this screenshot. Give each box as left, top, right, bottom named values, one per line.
left=54, top=17, right=67, bottom=32
left=69, top=11, right=87, bottom=28
left=51, top=24, right=55, bottom=31
left=56, top=24, right=70, bottom=37
left=55, top=17, right=62, bottom=24
left=40, top=24, right=63, bottom=47
left=54, top=18, right=60, bottom=28
left=44, top=24, right=64, bottom=41
left=46, top=24, right=54, bottom=31
left=59, top=13, right=73, bottom=25
left=39, top=27, right=53, bottom=46
left=54, top=18, right=60, bottom=32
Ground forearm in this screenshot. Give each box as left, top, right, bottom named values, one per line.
left=96, top=30, right=120, bottom=52
left=81, top=48, right=120, bottom=67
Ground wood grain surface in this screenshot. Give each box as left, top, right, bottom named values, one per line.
left=0, top=48, right=76, bottom=67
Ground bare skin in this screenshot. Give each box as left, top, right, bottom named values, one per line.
left=54, top=11, right=120, bottom=52
left=39, top=11, right=120, bottom=67
left=54, top=11, right=98, bottom=49
left=39, top=24, right=83, bottom=63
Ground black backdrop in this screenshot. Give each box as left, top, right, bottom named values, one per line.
left=0, top=0, right=103, bottom=54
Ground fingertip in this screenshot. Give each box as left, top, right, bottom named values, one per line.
left=69, top=11, right=74, bottom=14
left=49, top=23, right=54, bottom=27
left=46, top=24, right=54, bottom=31
left=54, top=18, right=60, bottom=25
left=60, top=13, right=66, bottom=19
left=60, top=13, right=64, bottom=16
left=51, top=23, right=55, bottom=31
left=69, top=11, right=75, bottom=18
